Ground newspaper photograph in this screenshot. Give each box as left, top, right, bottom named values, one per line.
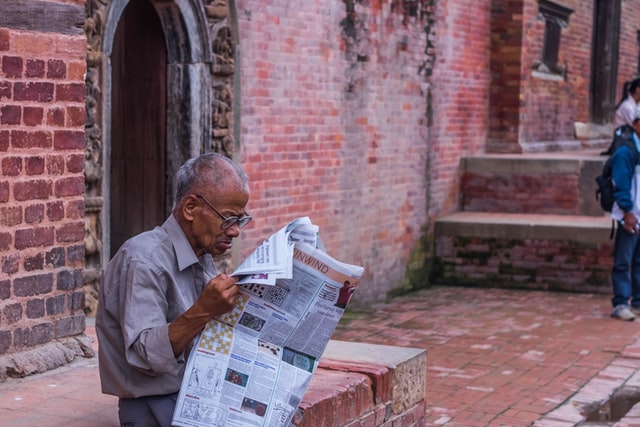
left=172, top=218, right=364, bottom=427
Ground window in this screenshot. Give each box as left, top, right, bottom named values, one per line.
left=536, top=0, right=573, bottom=75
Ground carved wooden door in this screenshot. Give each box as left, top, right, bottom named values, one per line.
left=110, top=0, right=167, bottom=258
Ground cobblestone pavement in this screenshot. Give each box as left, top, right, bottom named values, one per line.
left=331, top=286, right=640, bottom=427
left=2, top=286, right=640, bottom=426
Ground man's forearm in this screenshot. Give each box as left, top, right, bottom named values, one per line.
left=167, top=303, right=211, bottom=356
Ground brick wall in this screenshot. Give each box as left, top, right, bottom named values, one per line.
left=434, top=235, right=613, bottom=294
left=428, top=0, right=492, bottom=212
left=234, top=0, right=433, bottom=305
left=487, top=0, right=640, bottom=153
left=0, top=0, right=87, bottom=364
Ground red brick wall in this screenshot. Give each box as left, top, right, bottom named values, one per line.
left=426, top=0, right=492, bottom=211
left=0, top=13, right=87, bottom=356
left=618, top=1, right=640, bottom=96
left=234, top=0, right=432, bottom=304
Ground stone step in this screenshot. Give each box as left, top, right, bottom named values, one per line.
left=433, top=212, right=614, bottom=293
left=460, top=150, right=608, bottom=216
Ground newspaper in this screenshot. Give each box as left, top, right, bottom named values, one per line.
left=172, top=217, right=364, bottom=427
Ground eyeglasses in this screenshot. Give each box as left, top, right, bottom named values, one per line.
left=195, top=194, right=252, bottom=230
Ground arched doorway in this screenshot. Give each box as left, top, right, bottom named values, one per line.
left=110, top=0, right=167, bottom=257
left=83, top=0, right=239, bottom=313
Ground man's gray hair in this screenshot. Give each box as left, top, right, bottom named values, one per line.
left=174, top=153, right=249, bottom=204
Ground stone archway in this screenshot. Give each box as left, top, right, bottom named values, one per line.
left=83, top=0, right=239, bottom=314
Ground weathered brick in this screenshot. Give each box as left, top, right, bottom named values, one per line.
left=55, top=314, right=84, bottom=338
left=4, top=303, right=22, bottom=324
left=47, top=107, right=65, bottom=127
left=67, top=244, right=84, bottom=263
left=0, top=29, right=9, bottom=51
left=13, top=179, right=52, bottom=201
left=11, top=130, right=52, bottom=149
left=26, top=299, right=45, bottom=319
left=66, top=153, right=84, bottom=173
left=0, top=205, right=22, bottom=226
left=23, top=106, right=43, bottom=126
left=0, top=280, right=10, bottom=300
left=0, top=81, right=10, bottom=100
left=57, top=221, right=84, bottom=243
left=57, top=271, right=76, bottom=292
left=24, top=253, right=44, bottom=271
left=47, top=59, right=66, bottom=79
left=14, top=82, right=54, bottom=102
left=25, top=59, right=46, bottom=78
left=46, top=294, right=66, bottom=316
left=0, top=181, right=8, bottom=202
left=1, top=253, right=19, bottom=274
left=25, top=156, right=45, bottom=175
left=66, top=199, right=84, bottom=219
left=54, top=176, right=84, bottom=197
left=46, top=201, right=64, bottom=221
left=66, top=106, right=85, bottom=127
left=2, top=56, right=23, bottom=78
left=14, top=226, right=54, bottom=249
left=25, top=203, right=45, bottom=224
left=0, top=105, right=21, bottom=125
left=0, top=131, right=8, bottom=151
left=68, top=291, right=84, bottom=312
left=45, top=247, right=65, bottom=268
left=1, top=156, right=22, bottom=176
left=56, top=83, right=84, bottom=103
left=14, top=323, right=52, bottom=348
left=67, top=61, right=86, bottom=81
left=0, top=232, right=12, bottom=252
left=13, top=273, right=53, bottom=297
left=0, top=330, right=11, bottom=354
left=53, top=130, right=84, bottom=150
left=46, top=154, right=65, bottom=175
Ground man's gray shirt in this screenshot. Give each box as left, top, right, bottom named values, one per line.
left=96, top=215, right=217, bottom=398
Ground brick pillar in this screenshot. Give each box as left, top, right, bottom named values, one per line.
left=0, top=0, right=91, bottom=381
left=487, top=0, right=525, bottom=153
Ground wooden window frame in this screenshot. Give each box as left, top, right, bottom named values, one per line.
left=536, top=0, right=573, bottom=75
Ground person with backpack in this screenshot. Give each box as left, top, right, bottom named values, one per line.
left=614, top=78, right=640, bottom=127
left=610, top=108, right=640, bottom=320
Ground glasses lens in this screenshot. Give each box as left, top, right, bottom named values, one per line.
left=220, top=215, right=252, bottom=230
left=237, top=215, right=252, bottom=228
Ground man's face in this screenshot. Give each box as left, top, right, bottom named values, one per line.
left=188, top=187, right=250, bottom=257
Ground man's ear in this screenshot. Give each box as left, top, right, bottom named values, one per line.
left=182, top=195, right=198, bottom=220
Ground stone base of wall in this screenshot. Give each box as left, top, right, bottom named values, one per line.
left=0, top=335, right=94, bottom=383
left=434, top=212, right=614, bottom=294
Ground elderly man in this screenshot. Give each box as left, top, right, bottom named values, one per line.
left=96, top=153, right=252, bottom=426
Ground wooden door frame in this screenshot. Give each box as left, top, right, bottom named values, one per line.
left=100, top=0, right=214, bottom=263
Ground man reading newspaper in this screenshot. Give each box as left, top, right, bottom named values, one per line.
left=96, top=153, right=252, bottom=427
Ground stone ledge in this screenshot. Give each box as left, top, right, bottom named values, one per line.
left=295, top=340, right=427, bottom=427
left=435, top=212, right=612, bottom=245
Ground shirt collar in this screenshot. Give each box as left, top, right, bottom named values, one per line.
left=163, top=215, right=199, bottom=272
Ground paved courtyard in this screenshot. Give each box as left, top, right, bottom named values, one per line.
left=2, top=286, right=640, bottom=426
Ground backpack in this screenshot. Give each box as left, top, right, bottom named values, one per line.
left=595, top=124, right=638, bottom=213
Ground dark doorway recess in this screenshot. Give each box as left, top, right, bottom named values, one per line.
left=110, top=0, right=168, bottom=257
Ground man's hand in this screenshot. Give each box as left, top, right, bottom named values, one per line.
left=623, top=211, right=639, bottom=234
left=168, top=274, right=239, bottom=355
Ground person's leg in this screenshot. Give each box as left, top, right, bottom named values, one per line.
left=611, top=225, right=636, bottom=308
left=118, top=393, right=178, bottom=427
left=630, top=234, right=640, bottom=309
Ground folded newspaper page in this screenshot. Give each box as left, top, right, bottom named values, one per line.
left=172, top=218, right=364, bottom=427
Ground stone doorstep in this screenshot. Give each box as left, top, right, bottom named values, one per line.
left=295, top=340, right=427, bottom=427
left=435, top=212, right=613, bottom=246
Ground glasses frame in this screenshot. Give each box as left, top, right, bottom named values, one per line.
left=195, top=194, right=252, bottom=230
